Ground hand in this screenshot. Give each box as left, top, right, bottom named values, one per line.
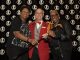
left=56, top=24, right=63, bottom=28
left=42, top=33, right=48, bottom=39
left=48, top=30, right=56, bottom=37
left=28, top=39, right=38, bottom=45
left=25, top=37, right=29, bottom=42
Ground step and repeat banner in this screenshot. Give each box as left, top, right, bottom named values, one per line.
left=0, top=0, right=80, bottom=60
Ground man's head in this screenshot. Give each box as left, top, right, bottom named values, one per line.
left=50, top=10, right=60, bottom=23
left=20, top=5, right=30, bottom=20
left=34, top=8, right=44, bottom=21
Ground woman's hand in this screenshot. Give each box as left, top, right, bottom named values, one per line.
left=28, top=39, right=38, bottom=45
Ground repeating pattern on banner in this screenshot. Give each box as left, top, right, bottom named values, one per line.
left=0, top=0, right=80, bottom=56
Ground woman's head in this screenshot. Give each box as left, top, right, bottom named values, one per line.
left=20, top=5, right=30, bottom=20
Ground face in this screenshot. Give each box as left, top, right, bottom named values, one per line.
left=35, top=8, right=44, bottom=21
left=20, top=8, right=29, bottom=20
left=50, top=10, right=59, bottom=23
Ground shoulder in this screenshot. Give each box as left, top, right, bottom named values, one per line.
left=60, top=20, right=69, bottom=23
left=60, top=20, right=72, bottom=28
left=11, top=16, right=22, bottom=27
left=12, top=16, right=21, bottom=23
left=28, top=21, right=35, bottom=28
left=42, top=21, right=49, bottom=27
left=29, top=21, right=35, bottom=25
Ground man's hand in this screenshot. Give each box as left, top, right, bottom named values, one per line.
left=48, top=30, right=56, bottom=37
left=42, top=33, right=48, bottom=39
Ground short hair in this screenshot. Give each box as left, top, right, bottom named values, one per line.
left=20, top=5, right=30, bottom=12
left=35, top=8, right=44, bottom=14
left=50, top=10, right=60, bottom=17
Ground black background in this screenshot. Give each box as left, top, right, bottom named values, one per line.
left=0, top=0, right=80, bottom=60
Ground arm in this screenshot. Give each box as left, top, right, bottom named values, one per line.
left=13, top=31, right=29, bottom=42
left=11, top=17, right=29, bottom=42
left=54, top=20, right=72, bottom=41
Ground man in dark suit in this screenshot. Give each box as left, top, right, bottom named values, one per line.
left=48, top=10, right=72, bottom=60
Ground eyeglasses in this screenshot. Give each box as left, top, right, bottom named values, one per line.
left=21, top=11, right=29, bottom=13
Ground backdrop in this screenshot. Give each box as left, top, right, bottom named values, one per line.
left=0, top=0, right=80, bottom=60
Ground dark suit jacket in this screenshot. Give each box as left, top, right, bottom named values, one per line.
left=48, top=20, right=72, bottom=60
left=50, top=19, right=72, bottom=51
left=54, top=20, right=72, bottom=41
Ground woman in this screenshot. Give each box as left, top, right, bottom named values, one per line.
left=6, top=5, right=31, bottom=60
